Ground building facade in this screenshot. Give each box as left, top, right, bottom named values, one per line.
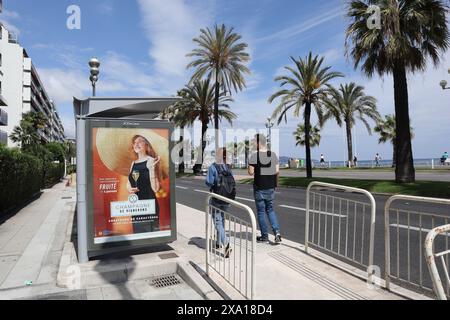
left=0, top=22, right=65, bottom=147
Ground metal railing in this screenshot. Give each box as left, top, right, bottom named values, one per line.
left=205, top=193, right=257, bottom=300
left=305, top=182, right=376, bottom=281
left=425, top=224, right=450, bottom=300
left=384, top=195, right=450, bottom=298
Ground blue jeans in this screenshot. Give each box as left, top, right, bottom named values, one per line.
left=211, top=201, right=229, bottom=246
left=254, top=189, right=280, bottom=237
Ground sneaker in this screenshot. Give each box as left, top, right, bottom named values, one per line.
left=274, top=233, right=282, bottom=244
left=224, top=243, right=232, bottom=258
left=256, top=235, right=269, bottom=243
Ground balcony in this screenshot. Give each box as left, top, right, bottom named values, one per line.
left=0, top=130, right=7, bottom=145
left=0, top=108, right=7, bottom=125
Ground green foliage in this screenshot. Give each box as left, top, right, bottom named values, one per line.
left=45, top=142, right=67, bottom=162
left=294, top=124, right=321, bottom=147
left=0, top=145, right=43, bottom=213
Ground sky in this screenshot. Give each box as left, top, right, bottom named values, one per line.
left=2, top=0, right=450, bottom=161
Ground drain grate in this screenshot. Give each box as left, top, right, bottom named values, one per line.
left=149, top=274, right=182, bottom=288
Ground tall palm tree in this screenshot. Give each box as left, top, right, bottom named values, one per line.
left=294, top=124, right=321, bottom=148
left=268, top=52, right=343, bottom=178
left=10, top=111, right=47, bottom=148
left=177, top=78, right=236, bottom=174
left=187, top=24, right=250, bottom=149
left=346, top=0, right=449, bottom=183
left=374, top=114, right=414, bottom=168
left=161, top=96, right=194, bottom=174
left=323, top=82, right=380, bottom=166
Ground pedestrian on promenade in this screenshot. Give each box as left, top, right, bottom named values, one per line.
left=375, top=153, right=381, bottom=167
left=353, top=156, right=358, bottom=167
left=206, top=147, right=234, bottom=258
left=248, top=134, right=282, bottom=244
left=441, top=151, right=449, bottom=166
left=320, top=154, right=325, bottom=168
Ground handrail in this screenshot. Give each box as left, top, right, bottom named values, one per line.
left=384, top=195, right=450, bottom=292
left=305, top=181, right=376, bottom=282
left=425, top=224, right=450, bottom=300
left=205, top=192, right=257, bottom=300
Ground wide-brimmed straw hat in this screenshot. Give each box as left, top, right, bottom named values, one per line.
left=95, top=128, right=169, bottom=178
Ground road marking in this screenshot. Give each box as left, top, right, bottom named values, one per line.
left=235, top=196, right=254, bottom=202
left=194, top=189, right=209, bottom=194
left=279, top=205, right=347, bottom=218
left=390, top=224, right=450, bottom=236
left=176, top=186, right=188, bottom=190
left=194, top=189, right=254, bottom=202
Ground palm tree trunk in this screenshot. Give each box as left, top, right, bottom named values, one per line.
left=214, top=68, right=220, bottom=150
left=178, top=126, right=185, bottom=174
left=393, top=62, right=415, bottom=183
left=304, top=102, right=312, bottom=178
left=193, top=117, right=209, bottom=174
left=392, top=142, right=396, bottom=168
left=345, top=121, right=353, bottom=167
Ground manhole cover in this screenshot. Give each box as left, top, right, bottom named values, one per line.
left=158, top=252, right=179, bottom=260
left=149, top=274, right=182, bottom=288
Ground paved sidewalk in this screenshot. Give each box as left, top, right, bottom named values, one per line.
left=0, top=181, right=424, bottom=300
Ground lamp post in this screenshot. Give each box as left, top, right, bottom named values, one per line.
left=265, top=117, right=274, bottom=150
left=89, top=57, right=100, bottom=97
left=439, top=68, right=450, bottom=90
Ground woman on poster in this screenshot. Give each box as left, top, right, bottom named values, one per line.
left=126, top=135, right=162, bottom=233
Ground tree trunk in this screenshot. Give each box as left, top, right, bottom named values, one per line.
left=214, top=68, right=220, bottom=151
left=304, top=102, right=312, bottom=178
left=193, top=117, right=209, bottom=174
left=178, top=126, right=185, bottom=174
left=345, top=120, right=353, bottom=167
left=393, top=62, right=415, bottom=183
left=392, top=141, right=396, bottom=168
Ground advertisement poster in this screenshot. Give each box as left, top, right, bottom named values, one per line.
left=91, top=126, right=172, bottom=245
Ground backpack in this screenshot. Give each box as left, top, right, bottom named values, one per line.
left=211, top=164, right=236, bottom=204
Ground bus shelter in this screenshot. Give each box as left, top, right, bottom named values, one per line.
left=73, top=97, right=179, bottom=262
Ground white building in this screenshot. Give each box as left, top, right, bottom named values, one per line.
left=0, top=22, right=65, bottom=147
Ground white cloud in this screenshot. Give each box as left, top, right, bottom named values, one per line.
left=0, top=9, right=20, bottom=37
left=137, top=0, right=215, bottom=77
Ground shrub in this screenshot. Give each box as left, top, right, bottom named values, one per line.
left=0, top=145, right=43, bottom=213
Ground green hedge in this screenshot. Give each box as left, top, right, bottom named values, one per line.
left=0, top=146, right=43, bottom=213
left=0, top=145, right=66, bottom=214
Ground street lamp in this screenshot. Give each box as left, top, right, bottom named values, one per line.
left=89, top=57, right=100, bottom=97
left=439, top=68, right=450, bottom=90
left=265, top=117, right=274, bottom=150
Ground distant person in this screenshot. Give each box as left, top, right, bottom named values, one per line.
left=441, top=152, right=449, bottom=166
left=320, top=154, right=325, bottom=167
left=206, top=147, right=235, bottom=258
left=353, top=156, right=358, bottom=167
left=375, top=153, right=381, bottom=167
left=248, top=134, right=282, bottom=244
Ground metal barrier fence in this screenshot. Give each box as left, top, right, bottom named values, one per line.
left=425, top=224, right=450, bottom=300
left=384, top=195, right=450, bottom=298
left=205, top=193, right=257, bottom=300
left=305, top=182, right=376, bottom=281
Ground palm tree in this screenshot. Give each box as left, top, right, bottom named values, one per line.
left=346, top=0, right=449, bottom=183
left=161, top=97, right=194, bottom=174
left=294, top=124, right=321, bottom=148
left=323, top=82, right=380, bottom=167
left=10, top=111, right=47, bottom=148
left=374, top=114, right=414, bottom=168
left=187, top=24, right=250, bottom=149
left=177, top=78, right=236, bottom=174
left=268, top=52, right=343, bottom=178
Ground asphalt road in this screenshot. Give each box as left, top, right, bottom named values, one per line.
left=175, top=176, right=450, bottom=296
